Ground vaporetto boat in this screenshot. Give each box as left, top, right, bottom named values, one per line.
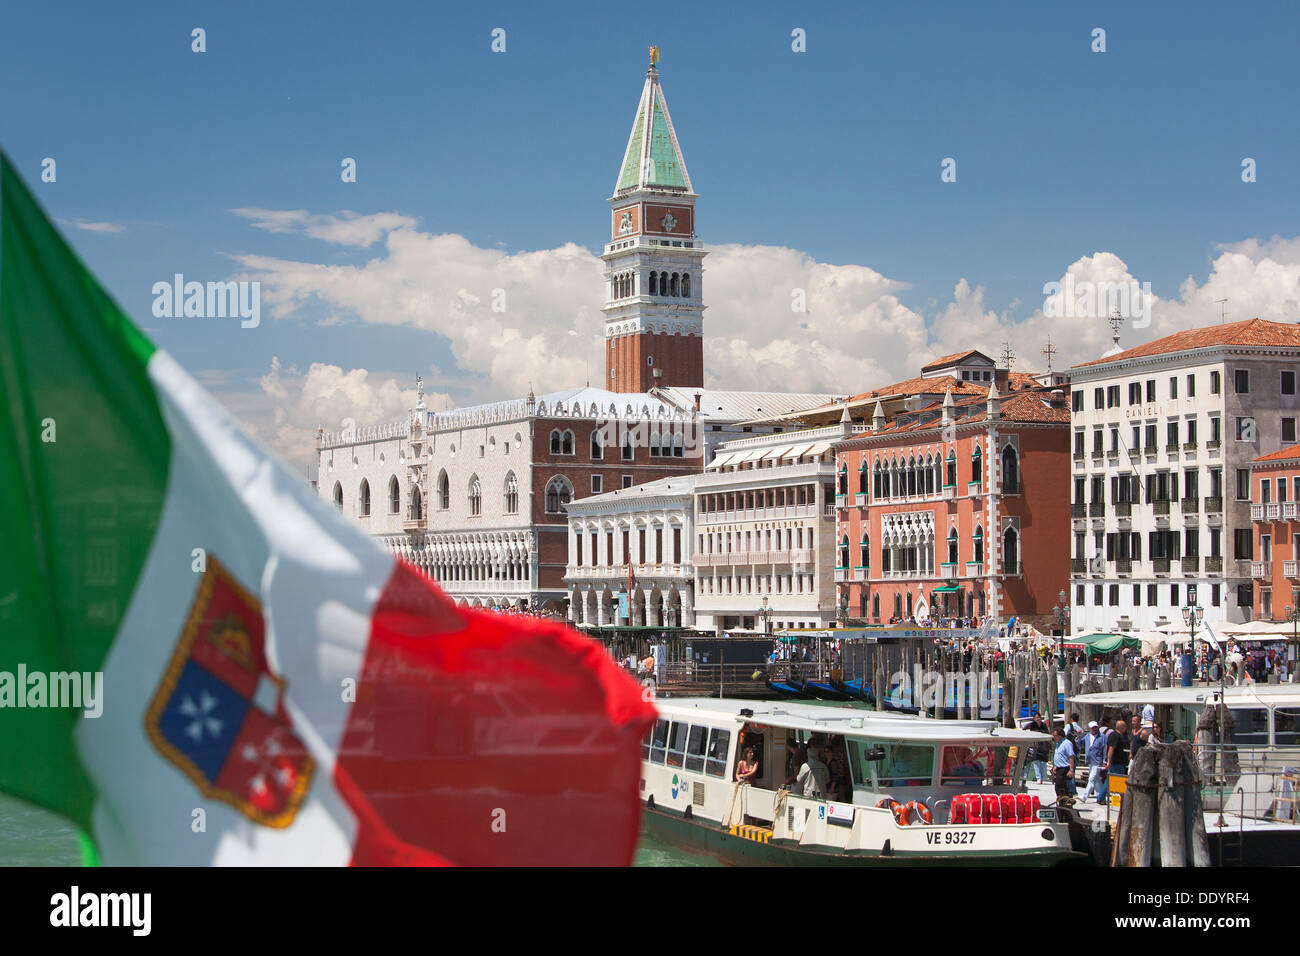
left=641, top=697, right=1088, bottom=865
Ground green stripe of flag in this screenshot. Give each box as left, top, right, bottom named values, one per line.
left=0, top=153, right=172, bottom=830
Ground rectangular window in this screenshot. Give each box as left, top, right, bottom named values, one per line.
left=1171, top=584, right=1179, bottom=606
left=591, top=474, right=603, bottom=494
left=705, top=728, right=731, bottom=778
left=1093, top=428, right=1103, bottom=453
left=1074, top=431, right=1084, bottom=455
left=1211, top=416, right=1221, bottom=443
left=1212, top=584, right=1221, bottom=607
left=1236, top=469, right=1250, bottom=500
left=1233, top=529, right=1253, bottom=560
left=1187, top=418, right=1197, bottom=445
left=1147, top=584, right=1158, bottom=606
left=1144, top=424, right=1157, bottom=449
left=1235, top=369, right=1250, bottom=394
left=621, top=439, right=634, bottom=461
left=623, top=475, right=634, bottom=489
left=1187, top=374, right=1196, bottom=397
left=1210, top=528, right=1221, bottom=558
left=1211, top=370, right=1221, bottom=394
left=1169, top=377, right=1178, bottom=400
left=1071, top=390, right=1083, bottom=412
left=649, top=718, right=670, bottom=764
left=1146, top=379, right=1156, bottom=403
left=1110, top=427, right=1119, bottom=452
left=1128, top=382, right=1141, bottom=405
left=1107, top=385, right=1120, bottom=408
left=665, top=721, right=689, bottom=768
left=1285, top=418, right=1297, bottom=444
left=1133, top=584, right=1142, bottom=606
left=1108, top=585, right=1119, bottom=607
left=1076, top=584, right=1085, bottom=605
left=684, top=724, right=708, bottom=773
left=1094, top=387, right=1104, bottom=410
left=1284, top=370, right=1296, bottom=396
left=1167, top=420, right=1178, bottom=447
left=1094, top=584, right=1103, bottom=606
left=1132, top=425, right=1141, bottom=450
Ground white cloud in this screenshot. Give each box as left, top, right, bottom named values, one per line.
left=230, top=208, right=418, bottom=246
left=63, top=218, right=125, bottom=234
left=224, top=208, right=1300, bottom=460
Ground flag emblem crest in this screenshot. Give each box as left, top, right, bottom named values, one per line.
left=145, top=557, right=315, bottom=827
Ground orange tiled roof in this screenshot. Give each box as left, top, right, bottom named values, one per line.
left=921, top=349, right=989, bottom=372
left=861, top=388, right=1069, bottom=438
left=1072, top=318, right=1300, bottom=369
left=1253, top=445, right=1300, bottom=464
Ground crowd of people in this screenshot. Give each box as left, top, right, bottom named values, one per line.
left=1022, top=706, right=1166, bottom=802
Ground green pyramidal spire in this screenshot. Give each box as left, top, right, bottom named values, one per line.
left=615, top=51, right=692, bottom=195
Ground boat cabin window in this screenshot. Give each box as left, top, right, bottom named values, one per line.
left=685, top=725, right=709, bottom=773
left=706, top=728, right=731, bottom=777
left=847, top=739, right=935, bottom=788
left=939, top=744, right=1015, bottom=787
left=1275, top=708, right=1300, bottom=746
left=666, top=721, right=690, bottom=767
left=649, top=718, right=670, bottom=764
left=1232, top=708, right=1270, bottom=747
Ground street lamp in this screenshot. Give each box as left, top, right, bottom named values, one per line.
left=760, top=595, right=771, bottom=637
left=838, top=588, right=849, bottom=625
left=1183, top=599, right=1205, bottom=682
left=1286, top=604, right=1299, bottom=680
left=1053, top=588, right=1068, bottom=669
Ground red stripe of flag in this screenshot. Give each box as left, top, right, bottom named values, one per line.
left=335, top=561, right=655, bottom=866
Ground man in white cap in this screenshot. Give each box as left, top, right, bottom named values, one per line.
left=1079, top=720, right=1107, bottom=803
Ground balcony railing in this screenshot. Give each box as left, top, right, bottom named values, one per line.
left=1205, top=556, right=1223, bottom=574
left=1206, top=439, right=1221, bottom=451
left=1251, top=561, right=1272, bottom=579
left=1183, top=442, right=1198, bottom=452
left=1115, top=558, right=1132, bottom=574
left=1251, top=504, right=1265, bottom=520
left=1071, top=557, right=1086, bottom=573
left=834, top=567, right=856, bottom=583
left=1115, top=501, right=1132, bottom=518
left=1153, top=500, right=1170, bottom=516
left=1285, top=560, right=1300, bottom=579
left=1089, top=502, right=1105, bottom=517
left=1179, top=556, right=1201, bottom=574
left=1071, top=503, right=1087, bottom=518
left=1266, top=503, right=1282, bottom=520
left=1152, top=557, right=1171, bottom=574
left=965, top=561, right=984, bottom=576
left=940, top=562, right=959, bottom=579
left=1205, top=496, right=1223, bottom=514
left=1128, top=449, right=1141, bottom=461
left=1181, top=497, right=1199, bottom=513
left=1285, top=502, right=1300, bottom=520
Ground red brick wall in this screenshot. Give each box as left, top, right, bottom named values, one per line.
left=608, top=331, right=703, bottom=392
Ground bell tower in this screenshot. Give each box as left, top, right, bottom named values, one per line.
left=603, top=48, right=705, bottom=393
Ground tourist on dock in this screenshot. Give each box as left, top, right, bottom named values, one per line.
left=785, top=743, right=808, bottom=794
left=1080, top=721, right=1107, bottom=802
left=1051, top=728, right=1074, bottom=799
left=1105, top=719, right=1130, bottom=777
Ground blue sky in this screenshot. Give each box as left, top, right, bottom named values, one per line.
left=4, top=1, right=1299, bottom=464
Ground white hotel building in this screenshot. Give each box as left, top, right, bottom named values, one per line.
left=690, top=423, right=845, bottom=633
left=1068, top=319, right=1300, bottom=633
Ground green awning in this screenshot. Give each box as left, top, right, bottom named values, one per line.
left=1067, top=632, right=1141, bottom=653
left=932, top=586, right=962, bottom=593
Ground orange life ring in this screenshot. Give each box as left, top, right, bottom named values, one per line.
left=892, top=800, right=933, bottom=826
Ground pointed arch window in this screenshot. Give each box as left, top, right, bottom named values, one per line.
left=545, top=476, right=573, bottom=514
left=332, top=481, right=343, bottom=509
left=468, top=475, right=482, bottom=516
left=973, top=526, right=984, bottom=564
left=550, top=429, right=562, bottom=454
left=1002, top=445, right=1020, bottom=494
left=389, top=475, right=401, bottom=513
left=502, top=471, right=517, bottom=513
left=873, top=461, right=882, bottom=499
left=947, top=528, right=959, bottom=565
left=1003, top=526, right=1020, bottom=573
left=839, top=535, right=850, bottom=569
left=860, top=533, right=870, bottom=569
left=837, top=462, right=848, bottom=496
left=409, top=486, right=423, bottom=521
left=670, top=272, right=679, bottom=296
left=681, top=272, right=691, bottom=297
left=358, top=479, right=370, bottom=517
left=649, top=271, right=657, bottom=295
left=434, top=470, right=449, bottom=510
left=971, top=445, right=983, bottom=484
left=591, top=429, right=604, bottom=459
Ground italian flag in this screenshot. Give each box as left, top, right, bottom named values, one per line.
left=0, top=154, right=655, bottom=865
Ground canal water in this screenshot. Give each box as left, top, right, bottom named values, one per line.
left=0, top=794, right=718, bottom=866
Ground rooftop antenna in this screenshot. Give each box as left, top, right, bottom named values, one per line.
left=1041, top=334, right=1057, bottom=373
left=999, top=341, right=1015, bottom=371
left=1108, top=308, right=1124, bottom=350
left=1216, top=298, right=1228, bottom=324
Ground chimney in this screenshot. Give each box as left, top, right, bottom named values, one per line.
left=986, top=380, right=1001, bottom=420
left=941, top=388, right=955, bottom=426
left=839, top=403, right=852, bottom=438
left=872, top=399, right=886, bottom=432
left=693, top=392, right=702, bottom=412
